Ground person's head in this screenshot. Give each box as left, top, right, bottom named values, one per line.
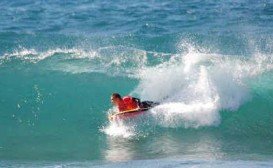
left=111, top=93, right=122, bottom=105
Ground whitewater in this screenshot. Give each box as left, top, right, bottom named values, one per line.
left=1, top=0, right=273, bottom=167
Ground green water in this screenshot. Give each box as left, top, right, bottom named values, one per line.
left=1, top=0, right=273, bottom=167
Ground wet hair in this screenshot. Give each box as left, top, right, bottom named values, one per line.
left=111, top=93, right=122, bottom=100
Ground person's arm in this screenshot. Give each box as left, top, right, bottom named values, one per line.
left=132, top=97, right=141, bottom=108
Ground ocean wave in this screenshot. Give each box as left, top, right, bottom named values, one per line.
left=1, top=42, right=273, bottom=134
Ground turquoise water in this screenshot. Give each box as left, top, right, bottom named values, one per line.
left=1, top=0, right=273, bottom=167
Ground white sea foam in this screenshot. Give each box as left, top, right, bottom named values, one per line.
left=133, top=43, right=273, bottom=128
left=1, top=46, right=149, bottom=75
left=1, top=47, right=97, bottom=63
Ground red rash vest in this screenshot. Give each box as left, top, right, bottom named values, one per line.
left=117, top=96, right=138, bottom=112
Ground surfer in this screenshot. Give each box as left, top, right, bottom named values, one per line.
left=111, top=93, right=158, bottom=113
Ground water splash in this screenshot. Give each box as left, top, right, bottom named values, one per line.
left=133, top=42, right=273, bottom=128
left=101, top=121, right=137, bottom=138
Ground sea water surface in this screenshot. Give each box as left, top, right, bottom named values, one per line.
left=1, top=0, right=273, bottom=167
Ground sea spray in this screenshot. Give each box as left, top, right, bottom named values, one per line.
left=102, top=121, right=136, bottom=138
left=101, top=108, right=155, bottom=138
left=134, top=43, right=273, bottom=128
